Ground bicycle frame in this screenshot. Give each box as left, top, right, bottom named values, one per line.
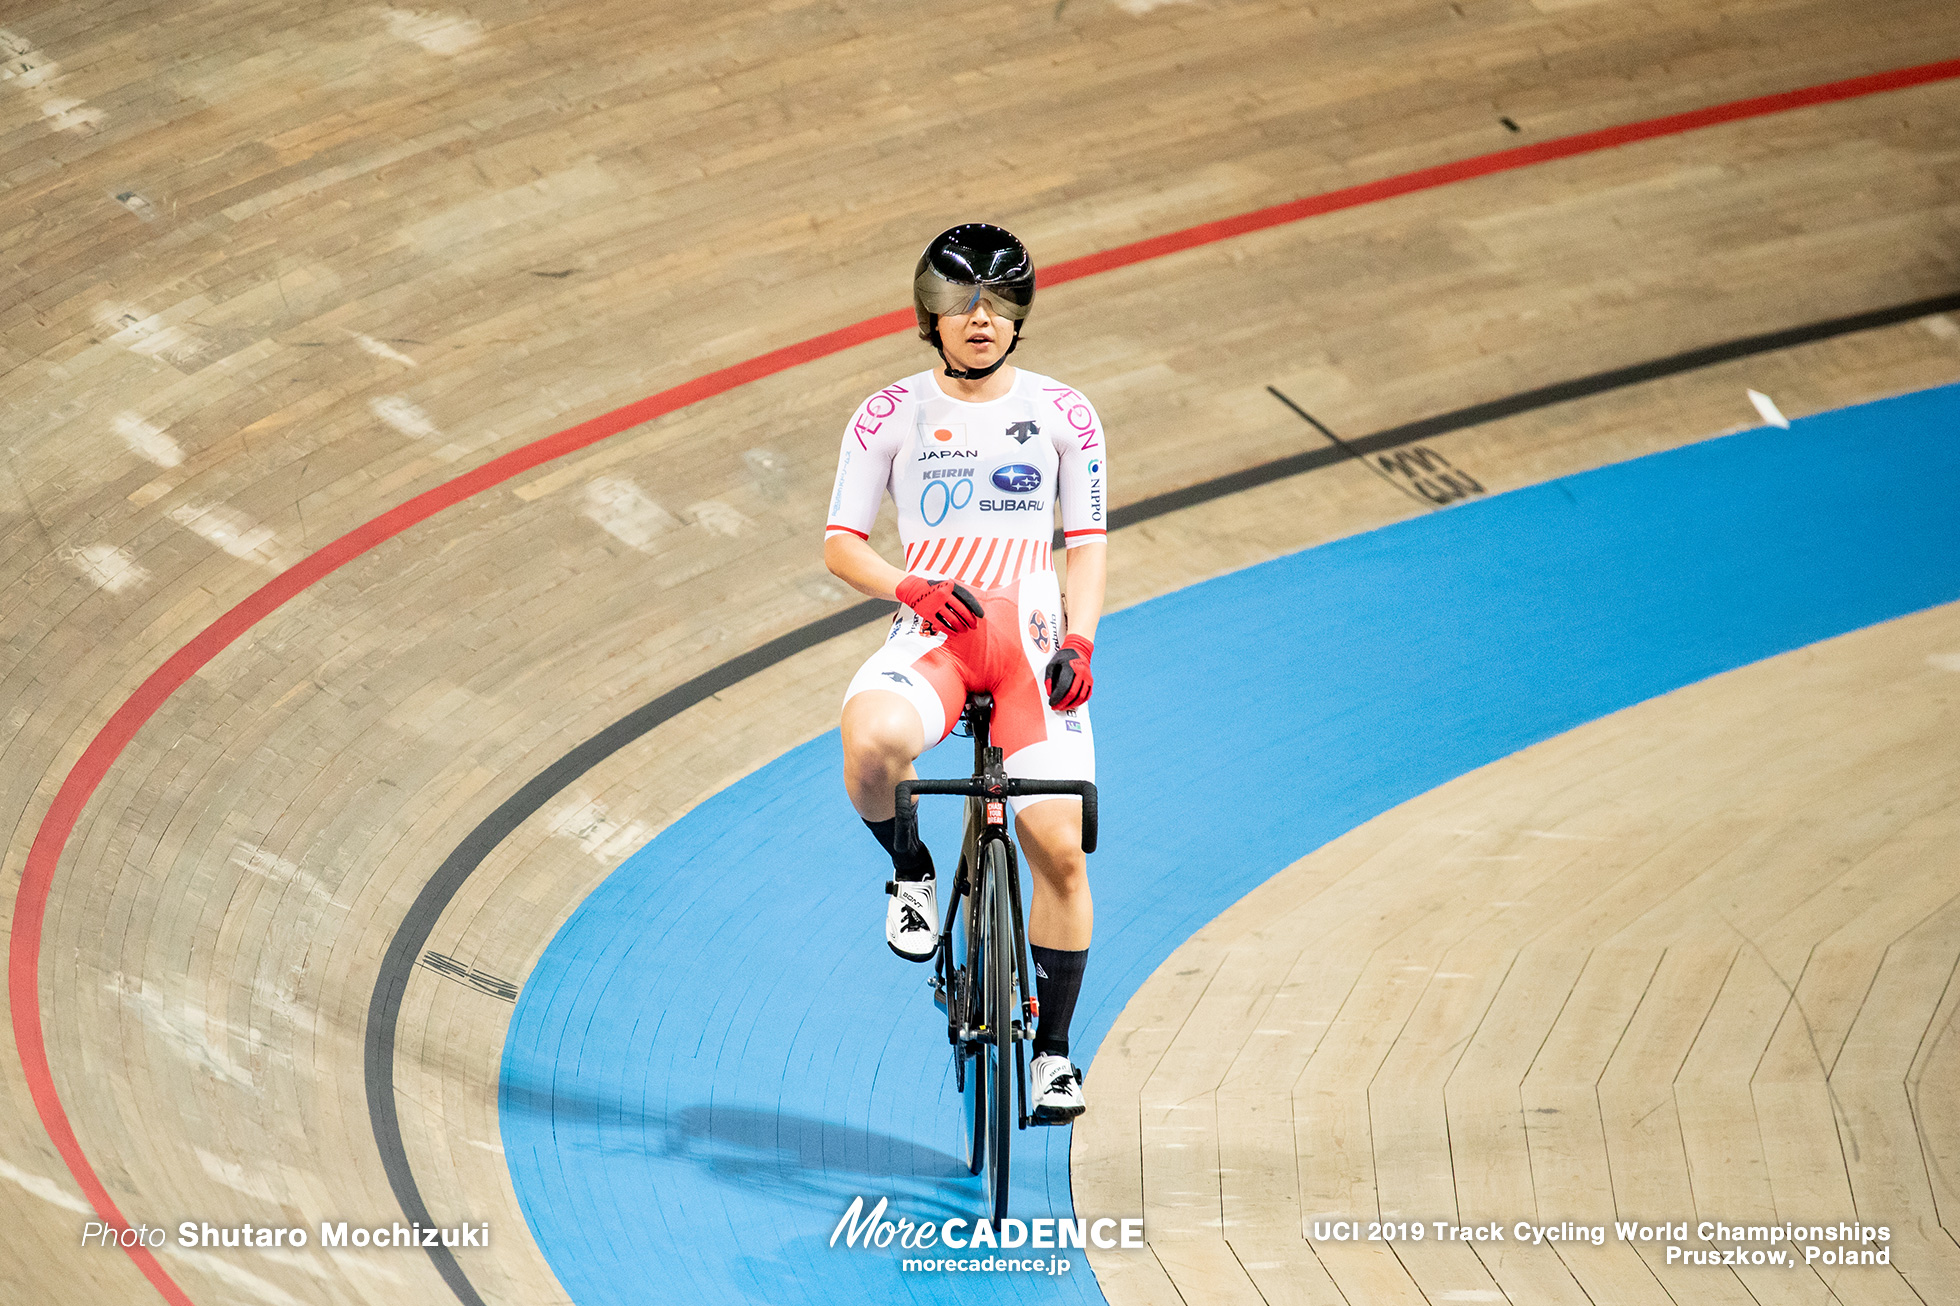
left=897, top=692, right=1098, bottom=1133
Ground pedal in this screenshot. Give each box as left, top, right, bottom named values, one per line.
left=885, top=879, right=897, bottom=895
left=929, top=975, right=948, bottom=1014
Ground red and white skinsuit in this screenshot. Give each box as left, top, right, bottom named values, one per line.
left=826, top=367, right=1108, bottom=811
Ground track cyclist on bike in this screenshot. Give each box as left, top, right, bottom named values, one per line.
left=824, top=223, right=1107, bottom=1125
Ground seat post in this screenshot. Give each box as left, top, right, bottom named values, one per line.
left=966, top=692, right=994, bottom=773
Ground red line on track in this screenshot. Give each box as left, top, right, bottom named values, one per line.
left=12, top=55, right=1958, bottom=1305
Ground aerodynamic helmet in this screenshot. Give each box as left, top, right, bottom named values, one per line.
left=913, top=223, right=1035, bottom=379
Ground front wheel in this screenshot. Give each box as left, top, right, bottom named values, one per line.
left=959, top=899, right=984, bottom=1177
left=979, top=839, right=1014, bottom=1226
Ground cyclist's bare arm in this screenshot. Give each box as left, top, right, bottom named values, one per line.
left=825, top=533, right=905, bottom=602
left=1060, top=540, right=1106, bottom=643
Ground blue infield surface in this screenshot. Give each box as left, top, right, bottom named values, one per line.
left=501, top=382, right=1960, bottom=1304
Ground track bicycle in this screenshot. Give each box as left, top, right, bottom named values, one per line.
left=894, top=690, right=1097, bottom=1226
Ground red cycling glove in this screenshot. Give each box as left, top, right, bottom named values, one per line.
left=896, top=574, right=984, bottom=635
left=1044, top=634, right=1094, bottom=710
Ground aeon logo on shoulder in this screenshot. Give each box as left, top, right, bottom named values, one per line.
left=991, top=464, right=1041, bottom=493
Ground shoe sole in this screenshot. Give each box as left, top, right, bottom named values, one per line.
left=1031, top=1103, right=1085, bottom=1124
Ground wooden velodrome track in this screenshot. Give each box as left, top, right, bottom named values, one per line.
left=4, top=1, right=1959, bottom=1303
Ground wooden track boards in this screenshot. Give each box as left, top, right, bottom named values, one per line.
left=1, top=0, right=1958, bottom=1303
left=1075, top=600, right=1960, bottom=1305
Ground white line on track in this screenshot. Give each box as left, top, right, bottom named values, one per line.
left=1748, top=388, right=1791, bottom=428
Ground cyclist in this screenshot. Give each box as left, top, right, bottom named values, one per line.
left=824, top=223, right=1107, bottom=1124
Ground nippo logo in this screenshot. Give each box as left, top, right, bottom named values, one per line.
left=991, top=464, right=1041, bottom=493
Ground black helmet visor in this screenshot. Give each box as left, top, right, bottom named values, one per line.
left=914, top=276, right=1034, bottom=321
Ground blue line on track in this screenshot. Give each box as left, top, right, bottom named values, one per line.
left=501, top=382, right=1960, bottom=1304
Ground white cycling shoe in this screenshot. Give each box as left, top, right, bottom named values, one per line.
left=1030, top=1054, right=1086, bottom=1124
left=885, top=875, right=938, bottom=962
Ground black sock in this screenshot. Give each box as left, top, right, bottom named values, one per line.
left=1030, top=945, right=1087, bottom=1059
left=863, top=817, right=935, bottom=880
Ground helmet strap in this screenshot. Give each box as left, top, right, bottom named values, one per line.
left=936, top=325, right=1020, bottom=381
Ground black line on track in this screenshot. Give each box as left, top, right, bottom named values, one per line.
left=1265, top=385, right=1437, bottom=507
left=367, top=289, right=1960, bottom=1303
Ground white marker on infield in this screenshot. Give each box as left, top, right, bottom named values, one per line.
left=583, top=475, right=678, bottom=552
left=196, top=1148, right=282, bottom=1202
left=96, top=303, right=211, bottom=367
left=370, top=394, right=439, bottom=438
left=114, top=191, right=158, bottom=221
left=107, top=973, right=261, bottom=1089
left=1747, top=388, right=1790, bottom=429
left=232, top=840, right=340, bottom=905
left=548, top=796, right=656, bottom=861
left=65, top=543, right=151, bottom=594
left=0, top=1158, right=92, bottom=1215
left=383, top=9, right=484, bottom=55
left=167, top=503, right=296, bottom=567
left=353, top=332, right=417, bottom=366
left=114, top=412, right=184, bottom=467
left=689, top=498, right=752, bottom=537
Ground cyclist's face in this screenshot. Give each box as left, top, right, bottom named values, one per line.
left=936, top=298, right=1016, bottom=374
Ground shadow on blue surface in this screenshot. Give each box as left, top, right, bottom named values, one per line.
left=660, top=1103, right=971, bottom=1184
left=502, top=1073, right=967, bottom=1180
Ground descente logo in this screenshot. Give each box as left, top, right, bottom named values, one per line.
left=830, top=1196, right=1143, bottom=1252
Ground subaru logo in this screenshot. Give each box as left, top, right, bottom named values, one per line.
left=991, top=464, right=1042, bottom=493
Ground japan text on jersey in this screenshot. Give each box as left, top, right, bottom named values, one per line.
left=826, top=369, right=1108, bottom=590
